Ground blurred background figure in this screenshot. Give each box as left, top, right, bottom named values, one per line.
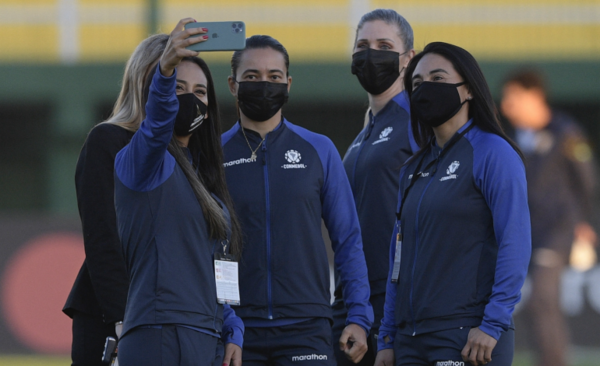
left=501, top=68, right=597, bottom=366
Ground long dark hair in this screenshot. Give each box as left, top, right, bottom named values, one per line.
left=167, top=56, right=243, bottom=257
left=404, top=42, right=523, bottom=160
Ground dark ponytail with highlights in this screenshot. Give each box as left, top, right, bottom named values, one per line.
left=168, top=56, right=243, bottom=258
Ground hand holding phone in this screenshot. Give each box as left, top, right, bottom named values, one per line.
left=160, top=18, right=208, bottom=76
left=185, top=21, right=246, bottom=52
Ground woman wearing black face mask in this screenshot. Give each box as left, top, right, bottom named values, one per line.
left=113, top=18, right=244, bottom=366
left=375, top=42, right=531, bottom=366
left=62, top=32, right=168, bottom=366
left=222, top=35, right=373, bottom=365
left=333, top=9, right=416, bottom=366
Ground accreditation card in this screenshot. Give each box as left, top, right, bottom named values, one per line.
left=214, top=251, right=241, bottom=305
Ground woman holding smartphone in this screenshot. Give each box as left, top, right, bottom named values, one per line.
left=221, top=34, right=373, bottom=365
left=375, top=42, right=531, bottom=366
left=332, top=9, right=416, bottom=366
left=62, top=33, right=167, bottom=366
left=114, top=19, right=243, bottom=366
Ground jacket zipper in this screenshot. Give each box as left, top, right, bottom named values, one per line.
left=351, top=115, right=375, bottom=190
left=409, top=153, right=440, bottom=336
left=262, top=137, right=274, bottom=319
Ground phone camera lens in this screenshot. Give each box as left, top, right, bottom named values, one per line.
left=232, top=22, right=243, bottom=33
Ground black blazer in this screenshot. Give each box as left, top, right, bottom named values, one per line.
left=63, top=123, right=134, bottom=324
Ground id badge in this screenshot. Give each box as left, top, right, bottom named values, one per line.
left=391, top=230, right=402, bottom=283
left=214, top=243, right=241, bottom=306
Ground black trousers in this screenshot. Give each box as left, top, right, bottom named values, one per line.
left=71, top=310, right=117, bottom=366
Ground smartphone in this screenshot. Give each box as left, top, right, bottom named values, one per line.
left=185, top=21, right=246, bottom=52
left=102, top=336, right=117, bottom=364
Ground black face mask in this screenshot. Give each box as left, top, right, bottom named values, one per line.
left=351, top=48, right=401, bottom=95
left=237, top=81, right=289, bottom=122
left=174, top=93, right=208, bottom=137
left=410, top=81, right=468, bottom=128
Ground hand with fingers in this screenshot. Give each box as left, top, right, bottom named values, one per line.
left=159, top=18, right=208, bottom=77
left=339, top=323, right=368, bottom=364
left=461, top=327, right=497, bottom=365
left=374, top=349, right=394, bottom=366
left=223, top=342, right=242, bottom=366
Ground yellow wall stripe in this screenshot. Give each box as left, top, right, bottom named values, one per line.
left=1, top=1, right=600, bottom=63
left=413, top=24, right=600, bottom=60
left=78, top=24, right=146, bottom=61
left=0, top=25, right=58, bottom=61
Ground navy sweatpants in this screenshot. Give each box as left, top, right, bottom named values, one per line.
left=242, top=317, right=335, bottom=366
left=393, top=327, right=514, bottom=366
left=118, top=325, right=222, bottom=366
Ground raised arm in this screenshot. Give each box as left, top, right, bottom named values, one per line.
left=115, top=19, right=207, bottom=190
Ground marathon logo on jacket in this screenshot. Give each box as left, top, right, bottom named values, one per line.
left=372, top=126, right=393, bottom=145
left=224, top=157, right=256, bottom=167
left=440, top=161, right=460, bottom=181
left=282, top=149, right=307, bottom=169
left=435, top=361, right=464, bottom=366
left=291, top=354, right=328, bottom=362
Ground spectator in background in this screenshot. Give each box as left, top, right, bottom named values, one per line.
left=501, top=68, right=597, bottom=366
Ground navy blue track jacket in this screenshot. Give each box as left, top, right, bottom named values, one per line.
left=222, top=120, right=373, bottom=332
left=378, top=121, right=531, bottom=349
left=339, top=91, right=418, bottom=298
left=114, top=65, right=243, bottom=346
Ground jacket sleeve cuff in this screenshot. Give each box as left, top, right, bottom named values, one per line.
left=153, top=62, right=177, bottom=95
left=377, top=326, right=396, bottom=351
left=478, top=322, right=501, bottom=341
left=346, top=306, right=373, bottom=337
left=223, top=325, right=244, bottom=349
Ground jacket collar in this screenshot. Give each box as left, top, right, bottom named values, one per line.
left=237, top=116, right=287, bottom=144
left=369, top=90, right=410, bottom=121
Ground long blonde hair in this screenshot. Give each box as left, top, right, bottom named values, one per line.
left=105, top=33, right=169, bottom=131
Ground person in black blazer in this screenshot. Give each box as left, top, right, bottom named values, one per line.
left=63, top=33, right=169, bottom=366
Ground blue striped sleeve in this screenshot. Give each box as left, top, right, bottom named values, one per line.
left=222, top=304, right=244, bottom=348
left=115, top=64, right=178, bottom=191
left=471, top=133, right=531, bottom=340
left=288, top=122, right=374, bottom=335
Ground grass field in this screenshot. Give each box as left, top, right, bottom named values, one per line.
left=0, top=356, right=70, bottom=366
left=0, top=350, right=598, bottom=366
